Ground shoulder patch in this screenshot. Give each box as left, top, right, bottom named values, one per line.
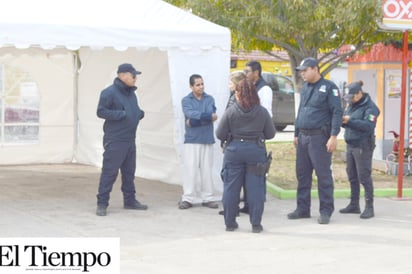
left=367, top=114, right=377, bottom=122
left=332, top=89, right=340, bottom=97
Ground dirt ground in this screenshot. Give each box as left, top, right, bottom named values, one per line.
left=266, top=142, right=412, bottom=190
left=0, top=163, right=180, bottom=204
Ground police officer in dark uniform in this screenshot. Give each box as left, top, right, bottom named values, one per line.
left=241, top=61, right=273, bottom=214
left=287, top=58, right=343, bottom=224
left=216, top=79, right=275, bottom=233
left=340, top=81, right=380, bottom=219
left=95, top=63, right=148, bottom=216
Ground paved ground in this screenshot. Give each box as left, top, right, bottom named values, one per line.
left=1, top=164, right=412, bottom=273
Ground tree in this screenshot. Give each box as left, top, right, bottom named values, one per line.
left=166, top=0, right=401, bottom=89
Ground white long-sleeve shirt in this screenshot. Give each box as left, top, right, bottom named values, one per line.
left=258, top=85, right=273, bottom=117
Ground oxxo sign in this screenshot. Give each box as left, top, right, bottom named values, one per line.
left=382, top=0, right=412, bottom=30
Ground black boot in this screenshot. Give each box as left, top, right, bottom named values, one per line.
left=339, top=201, right=360, bottom=214
left=360, top=199, right=374, bottom=219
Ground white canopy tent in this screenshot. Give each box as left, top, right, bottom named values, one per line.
left=0, top=0, right=231, bottom=189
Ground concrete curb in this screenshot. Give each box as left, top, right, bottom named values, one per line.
left=267, top=181, right=412, bottom=199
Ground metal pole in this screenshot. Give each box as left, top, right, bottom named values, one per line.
left=398, top=30, right=408, bottom=197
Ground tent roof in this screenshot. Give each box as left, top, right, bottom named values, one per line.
left=0, top=0, right=230, bottom=51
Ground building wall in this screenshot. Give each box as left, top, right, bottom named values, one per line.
left=231, top=59, right=291, bottom=75
left=231, top=51, right=338, bottom=80
left=348, top=42, right=412, bottom=160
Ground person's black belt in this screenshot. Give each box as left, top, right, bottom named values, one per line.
left=233, top=137, right=262, bottom=142
left=299, top=128, right=323, bottom=136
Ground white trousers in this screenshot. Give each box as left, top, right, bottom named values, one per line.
left=182, top=144, right=215, bottom=204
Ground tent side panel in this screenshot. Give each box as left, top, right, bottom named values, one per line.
left=0, top=48, right=75, bottom=164
left=75, top=48, right=181, bottom=184
left=168, top=48, right=230, bottom=194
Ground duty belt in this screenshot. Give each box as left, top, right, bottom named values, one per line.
left=233, top=137, right=262, bottom=142
left=299, top=128, right=323, bottom=136
left=232, top=137, right=266, bottom=148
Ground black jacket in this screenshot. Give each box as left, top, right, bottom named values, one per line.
left=343, top=93, right=380, bottom=147
left=97, top=78, right=144, bottom=142
left=216, top=102, right=275, bottom=143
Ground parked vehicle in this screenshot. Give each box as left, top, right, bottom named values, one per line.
left=261, top=72, right=295, bottom=131
left=230, top=71, right=295, bottom=131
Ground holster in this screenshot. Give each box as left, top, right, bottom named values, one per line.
left=222, top=133, right=233, bottom=151
left=246, top=151, right=273, bottom=177
left=247, top=163, right=267, bottom=176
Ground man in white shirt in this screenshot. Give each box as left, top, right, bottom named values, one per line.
left=238, top=61, right=273, bottom=214
left=244, top=61, right=273, bottom=117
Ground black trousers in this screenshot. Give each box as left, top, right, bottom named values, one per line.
left=346, top=143, right=374, bottom=202
left=96, top=140, right=137, bottom=207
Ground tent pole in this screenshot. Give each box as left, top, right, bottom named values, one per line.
left=72, top=50, right=80, bottom=163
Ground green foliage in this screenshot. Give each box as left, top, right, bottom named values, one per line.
left=166, top=0, right=403, bottom=87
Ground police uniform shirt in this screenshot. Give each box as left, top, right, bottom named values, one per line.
left=295, top=77, right=343, bottom=137
left=343, top=93, right=380, bottom=146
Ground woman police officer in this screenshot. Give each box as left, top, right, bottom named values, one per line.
left=340, top=80, right=380, bottom=219
left=216, top=79, right=275, bottom=233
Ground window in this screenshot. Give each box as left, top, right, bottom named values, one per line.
left=276, top=75, right=294, bottom=95
left=0, top=65, right=40, bottom=144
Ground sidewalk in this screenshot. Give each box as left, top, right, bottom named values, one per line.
left=1, top=164, right=412, bottom=273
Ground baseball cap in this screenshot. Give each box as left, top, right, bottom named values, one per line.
left=117, top=63, right=142, bottom=76
left=296, top=58, right=319, bottom=71
left=344, top=81, right=363, bottom=100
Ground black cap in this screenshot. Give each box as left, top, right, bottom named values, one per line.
left=296, top=58, right=319, bottom=71
left=344, top=82, right=363, bottom=100
left=117, top=63, right=141, bottom=76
